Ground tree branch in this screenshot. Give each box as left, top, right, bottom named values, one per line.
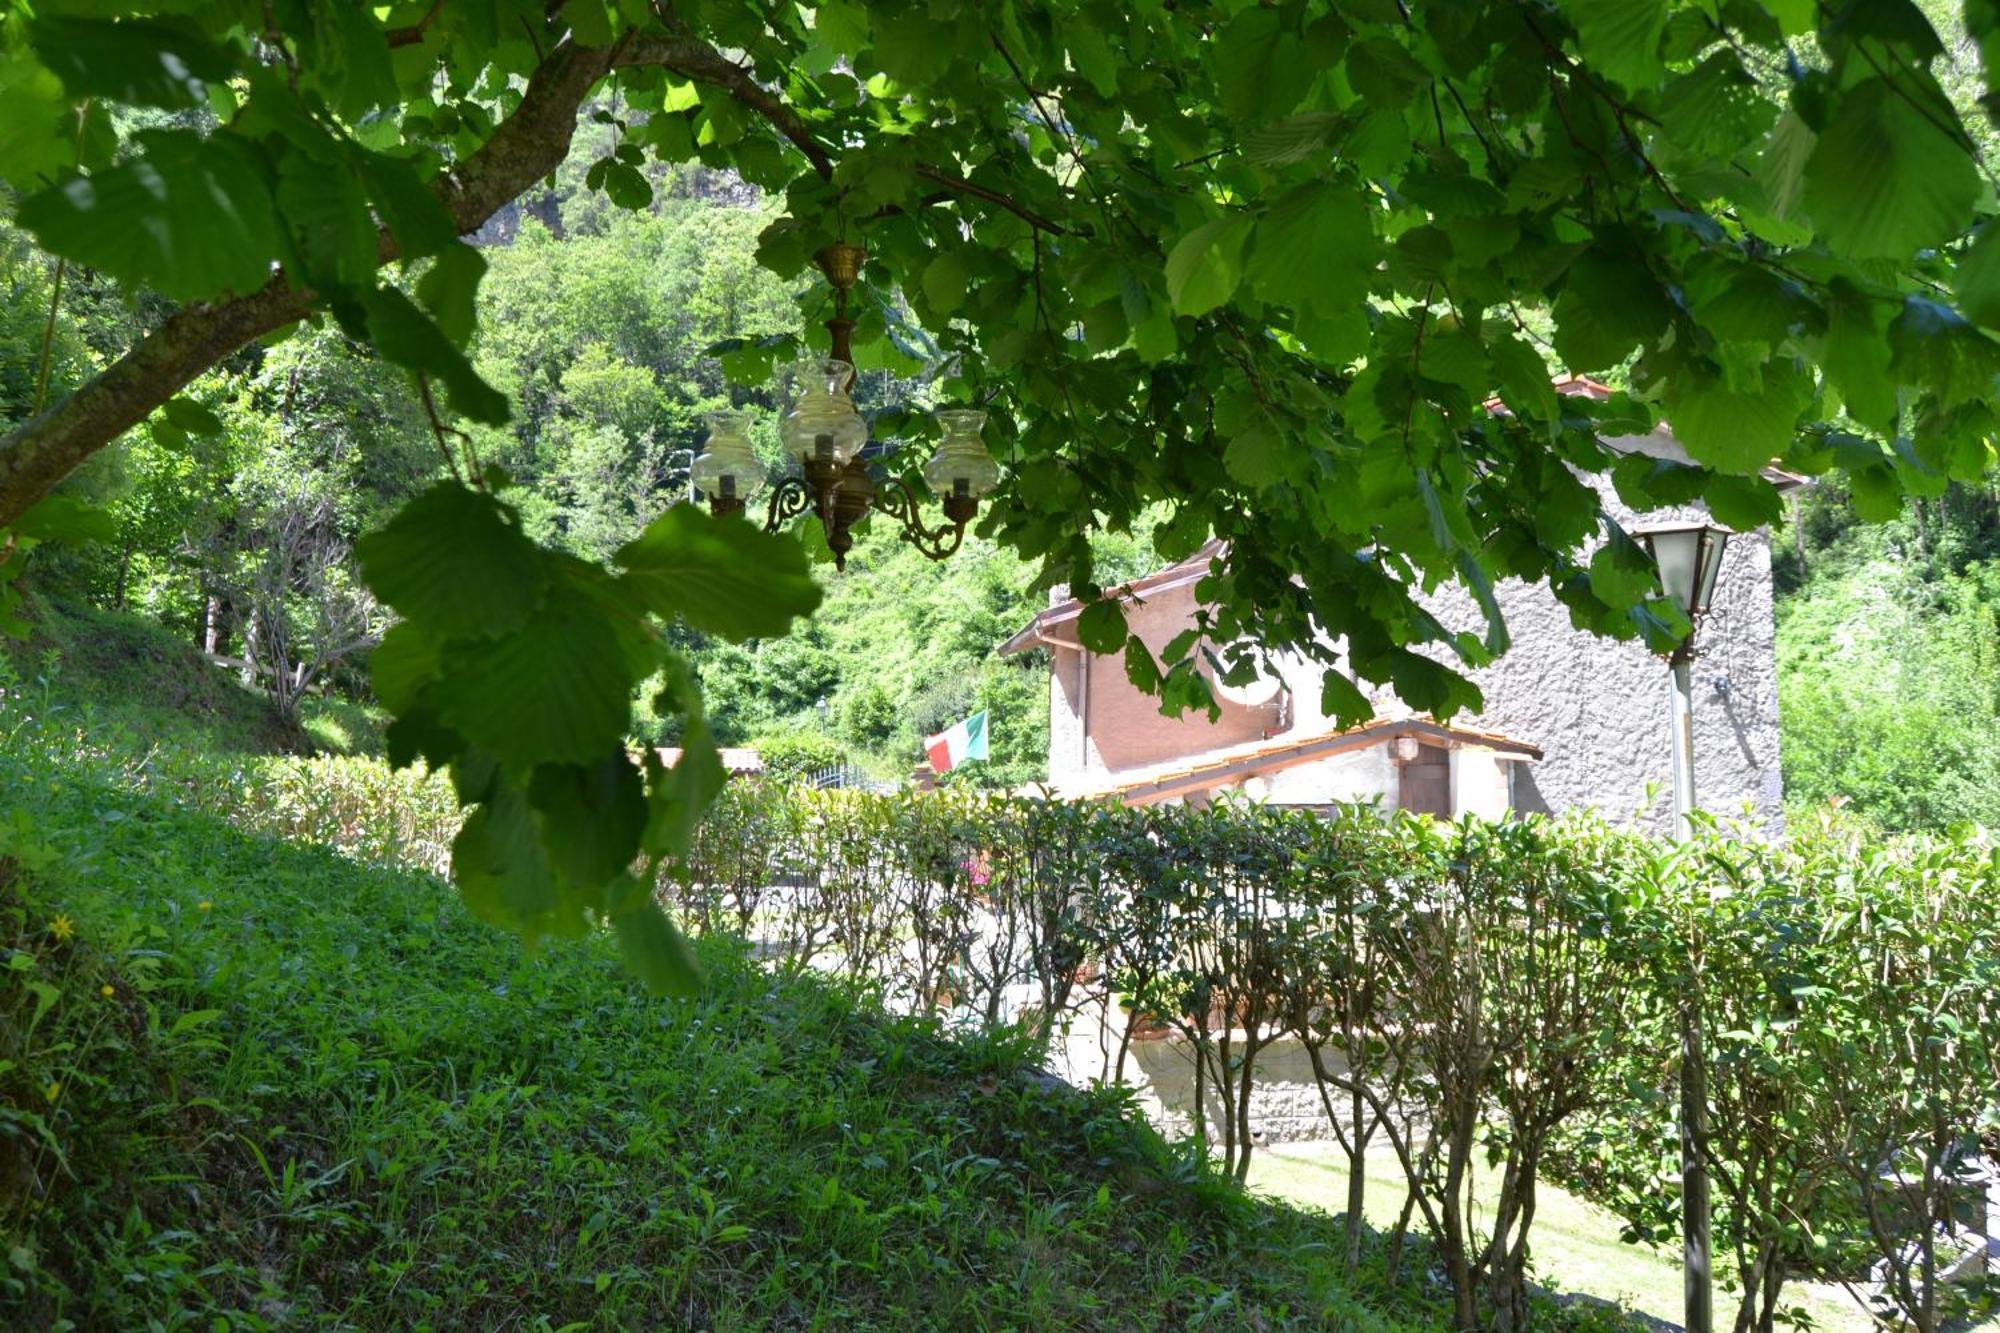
left=619, top=26, right=834, bottom=178
left=0, top=37, right=616, bottom=528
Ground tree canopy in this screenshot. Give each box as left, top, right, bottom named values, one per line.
left=4, top=0, right=1999, bottom=983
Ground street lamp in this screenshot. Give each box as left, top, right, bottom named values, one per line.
left=1632, top=522, right=1730, bottom=839
left=1632, top=518, right=1731, bottom=1333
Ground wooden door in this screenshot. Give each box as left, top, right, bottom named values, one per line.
left=1397, top=743, right=1452, bottom=816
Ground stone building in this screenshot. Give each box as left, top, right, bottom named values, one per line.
left=999, top=379, right=1793, bottom=836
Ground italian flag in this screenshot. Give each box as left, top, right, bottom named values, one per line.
left=925, top=710, right=989, bottom=775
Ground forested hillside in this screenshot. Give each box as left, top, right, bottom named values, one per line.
left=1775, top=477, right=2000, bottom=832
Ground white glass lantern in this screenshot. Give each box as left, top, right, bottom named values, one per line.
left=689, top=410, right=766, bottom=504
left=1633, top=522, right=1730, bottom=617
left=921, top=408, right=1002, bottom=500
left=778, top=357, right=867, bottom=467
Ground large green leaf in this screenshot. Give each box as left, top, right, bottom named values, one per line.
left=452, top=782, right=578, bottom=940
left=439, top=597, right=634, bottom=767
left=611, top=894, right=702, bottom=998
left=529, top=751, right=648, bottom=886
left=1213, top=7, right=1313, bottom=123
left=1802, top=78, right=1977, bottom=260
left=1562, top=0, right=1667, bottom=91
left=1247, top=181, right=1375, bottom=316
left=361, top=285, right=511, bottom=424
left=643, top=721, right=726, bottom=861
left=30, top=16, right=238, bottom=110
left=615, top=504, right=822, bottom=643
left=275, top=150, right=378, bottom=290
left=1165, top=216, right=1248, bottom=317
left=355, top=483, right=549, bottom=640
left=1664, top=361, right=1811, bottom=474
left=10, top=495, right=117, bottom=546
left=16, top=129, right=277, bottom=302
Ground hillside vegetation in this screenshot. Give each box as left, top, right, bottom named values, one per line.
left=1775, top=477, right=2000, bottom=831
left=4, top=600, right=1623, bottom=1332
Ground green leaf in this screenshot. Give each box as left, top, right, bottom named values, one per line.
left=1320, top=670, right=1372, bottom=727
left=529, top=752, right=648, bottom=886
left=612, top=896, right=702, bottom=998
left=368, top=622, right=441, bottom=714
left=1589, top=528, right=1657, bottom=608
left=452, top=782, right=576, bottom=940
left=0, top=61, right=81, bottom=187
left=1562, top=0, right=1668, bottom=91
left=356, top=483, right=549, bottom=640
left=1664, top=361, right=1811, bottom=474
left=1214, top=7, right=1314, bottom=123
left=30, top=16, right=238, bottom=110
left=1241, top=112, right=1344, bottom=167
left=1165, top=216, right=1248, bottom=318
left=1077, top=600, right=1127, bottom=655
left=439, top=596, right=634, bottom=768
left=921, top=251, right=970, bottom=314
left=1953, top=223, right=2000, bottom=332
left=600, top=160, right=653, bottom=210
left=316, top=1, right=399, bottom=120
left=1802, top=78, right=1977, bottom=260
left=11, top=496, right=117, bottom=546
left=1702, top=474, right=1782, bottom=529
left=615, top=505, right=821, bottom=643
left=354, top=150, right=455, bottom=260
left=360, top=284, right=510, bottom=423
left=643, top=701, right=726, bottom=861
left=1247, top=181, right=1375, bottom=316
left=161, top=398, right=224, bottom=436
left=1124, top=634, right=1162, bottom=693
left=1223, top=418, right=1286, bottom=491
left=418, top=243, right=487, bottom=347
left=1552, top=253, right=1672, bottom=371
left=1820, top=284, right=1895, bottom=433
left=16, top=130, right=277, bottom=303
left=276, top=151, right=378, bottom=290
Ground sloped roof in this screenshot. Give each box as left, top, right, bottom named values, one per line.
left=1062, top=716, right=1541, bottom=807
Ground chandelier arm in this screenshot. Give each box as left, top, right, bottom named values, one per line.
left=870, top=474, right=969, bottom=562
left=762, top=476, right=814, bottom=532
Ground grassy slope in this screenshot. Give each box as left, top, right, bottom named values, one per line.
left=1, top=604, right=1436, bottom=1331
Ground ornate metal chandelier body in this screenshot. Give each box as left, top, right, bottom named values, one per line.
left=687, top=243, right=1001, bottom=571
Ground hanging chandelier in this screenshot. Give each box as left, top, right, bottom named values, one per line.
left=688, top=242, right=1002, bottom=571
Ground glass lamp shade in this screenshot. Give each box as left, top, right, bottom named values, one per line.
left=1635, top=522, right=1730, bottom=616
left=921, top=409, right=1002, bottom=500
left=689, top=410, right=766, bottom=504
left=778, top=357, right=867, bottom=467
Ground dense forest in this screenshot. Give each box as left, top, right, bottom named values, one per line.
left=4, top=136, right=1996, bottom=826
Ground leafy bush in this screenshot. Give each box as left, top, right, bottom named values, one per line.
left=749, top=727, right=849, bottom=783
left=674, top=783, right=2000, bottom=1332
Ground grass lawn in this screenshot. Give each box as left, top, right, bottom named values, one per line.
left=1250, top=1141, right=2000, bottom=1333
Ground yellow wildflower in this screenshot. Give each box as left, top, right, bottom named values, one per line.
left=49, top=914, right=74, bottom=942
left=196, top=900, right=212, bottom=913
left=99, top=984, right=115, bottom=999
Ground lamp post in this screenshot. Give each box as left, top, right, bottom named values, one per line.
left=1632, top=519, right=1731, bottom=1333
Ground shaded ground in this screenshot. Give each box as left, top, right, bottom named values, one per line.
left=1250, top=1141, right=2000, bottom=1333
